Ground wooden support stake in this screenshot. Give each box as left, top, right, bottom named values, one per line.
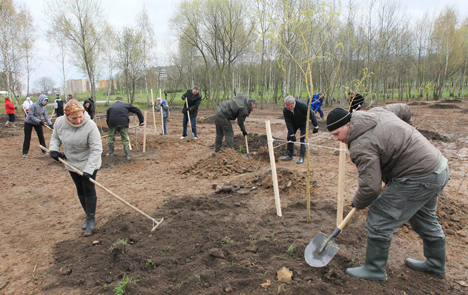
left=151, top=89, right=157, bottom=135
left=265, top=120, right=282, bottom=217
left=143, top=111, right=147, bottom=153
left=39, top=145, right=163, bottom=231
left=336, top=142, right=346, bottom=226
left=94, top=104, right=104, bottom=134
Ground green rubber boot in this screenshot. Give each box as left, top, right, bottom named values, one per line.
left=405, top=238, right=446, bottom=276
left=106, top=144, right=114, bottom=156
left=346, top=238, right=391, bottom=281
left=124, top=148, right=131, bottom=160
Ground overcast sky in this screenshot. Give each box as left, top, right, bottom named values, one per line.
left=15, top=0, right=468, bottom=94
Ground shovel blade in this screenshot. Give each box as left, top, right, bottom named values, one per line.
left=304, top=232, right=340, bottom=267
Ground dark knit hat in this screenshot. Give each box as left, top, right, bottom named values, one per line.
left=326, top=108, right=351, bottom=131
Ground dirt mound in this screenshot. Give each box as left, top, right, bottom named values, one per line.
left=252, top=168, right=317, bottom=195
left=42, top=194, right=462, bottom=295
left=198, top=115, right=218, bottom=124
left=407, top=101, right=429, bottom=106
left=437, top=195, right=467, bottom=237
left=459, top=108, right=468, bottom=113
left=418, top=129, right=453, bottom=142
left=429, top=103, right=462, bottom=109
left=179, top=149, right=257, bottom=178
left=441, top=99, right=463, bottom=103
left=0, top=128, right=20, bottom=138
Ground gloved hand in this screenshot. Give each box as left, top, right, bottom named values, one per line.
left=40, top=121, right=45, bottom=126
left=313, top=126, right=319, bottom=134
left=321, top=116, right=325, bottom=120
left=243, top=131, right=248, bottom=137
left=49, top=124, right=54, bottom=129
left=139, top=122, right=145, bottom=126
left=82, top=172, right=92, bottom=180
left=15, top=106, right=17, bottom=110
left=351, top=202, right=355, bottom=208
left=50, top=151, right=66, bottom=161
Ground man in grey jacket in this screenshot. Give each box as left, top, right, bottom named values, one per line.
left=326, top=104, right=449, bottom=281
left=214, top=94, right=257, bottom=152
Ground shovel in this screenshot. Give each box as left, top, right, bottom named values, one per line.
left=244, top=135, right=250, bottom=159
left=305, top=207, right=357, bottom=267
left=185, top=99, right=195, bottom=139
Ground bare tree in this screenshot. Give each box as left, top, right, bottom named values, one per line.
left=34, top=76, right=56, bottom=94
left=45, top=0, right=108, bottom=100
left=137, top=5, right=156, bottom=103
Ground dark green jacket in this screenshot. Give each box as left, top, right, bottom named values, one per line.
left=218, top=93, right=252, bottom=133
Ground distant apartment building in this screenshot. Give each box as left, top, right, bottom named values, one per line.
left=97, top=79, right=116, bottom=91
left=66, top=79, right=90, bottom=95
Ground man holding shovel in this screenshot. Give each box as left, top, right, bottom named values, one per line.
left=282, top=95, right=318, bottom=164
left=180, top=86, right=202, bottom=139
left=326, top=104, right=449, bottom=281
left=214, top=94, right=257, bottom=152
left=106, top=98, right=144, bottom=160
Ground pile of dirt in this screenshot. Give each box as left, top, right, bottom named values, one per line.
left=179, top=149, right=257, bottom=179
left=429, top=103, right=462, bottom=109
left=407, top=101, right=429, bottom=106
left=0, top=128, right=19, bottom=138
left=441, top=99, right=463, bottom=103
left=437, top=195, right=467, bottom=238
left=418, top=129, right=453, bottom=142
left=42, top=194, right=463, bottom=295
left=252, top=168, right=317, bottom=195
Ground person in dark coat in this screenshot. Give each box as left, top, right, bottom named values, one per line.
left=181, top=86, right=202, bottom=139
left=83, top=99, right=95, bottom=121
left=106, top=99, right=144, bottom=160
left=215, top=94, right=257, bottom=152
left=348, top=92, right=365, bottom=112
left=54, top=94, right=64, bottom=117
left=282, top=95, right=318, bottom=164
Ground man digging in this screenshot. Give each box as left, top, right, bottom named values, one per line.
left=214, top=94, right=257, bottom=152
left=326, top=104, right=449, bottom=281
left=282, top=95, right=319, bottom=164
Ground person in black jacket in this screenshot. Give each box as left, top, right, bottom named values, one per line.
left=54, top=94, right=64, bottom=117
left=282, top=95, right=318, bottom=164
left=181, top=86, right=202, bottom=139
left=348, top=92, right=365, bottom=112
left=106, top=99, right=144, bottom=160
left=83, top=99, right=95, bottom=121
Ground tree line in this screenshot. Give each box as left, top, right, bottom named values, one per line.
left=1, top=0, right=467, bottom=107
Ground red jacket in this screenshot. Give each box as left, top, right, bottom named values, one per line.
left=4, top=99, right=15, bottom=114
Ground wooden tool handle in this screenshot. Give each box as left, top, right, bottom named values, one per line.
left=337, top=207, right=357, bottom=230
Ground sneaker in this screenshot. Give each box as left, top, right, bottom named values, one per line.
left=23, top=154, right=27, bottom=158
left=193, top=137, right=198, bottom=140
left=180, top=136, right=187, bottom=139
left=43, top=152, right=49, bottom=155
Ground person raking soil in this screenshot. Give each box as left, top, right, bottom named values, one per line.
left=49, top=99, right=102, bottom=236
left=326, top=103, right=449, bottom=281
left=22, top=94, right=53, bottom=158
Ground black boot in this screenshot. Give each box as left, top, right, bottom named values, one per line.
left=405, top=238, right=446, bottom=276
left=296, top=144, right=306, bottom=164
left=78, top=195, right=87, bottom=230
left=84, top=196, right=97, bottom=237
left=281, top=142, right=294, bottom=161
left=346, top=238, right=391, bottom=281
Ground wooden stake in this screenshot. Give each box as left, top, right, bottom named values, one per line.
left=336, top=142, right=346, bottom=226
left=159, top=89, right=164, bottom=135
left=143, top=111, right=147, bottom=153
left=94, top=104, right=104, bottom=134
left=265, top=120, right=282, bottom=217
left=39, top=145, right=163, bottom=231
left=151, top=89, right=157, bottom=135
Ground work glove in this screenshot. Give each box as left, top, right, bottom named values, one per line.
left=39, top=121, right=45, bottom=126
left=15, top=106, right=17, bottom=110
left=49, top=124, right=54, bottom=129
left=242, top=131, right=248, bottom=137
left=321, top=116, right=325, bottom=120
left=313, top=126, right=319, bottom=134
left=50, top=151, right=66, bottom=161
left=139, top=122, right=145, bottom=126
left=82, top=172, right=92, bottom=180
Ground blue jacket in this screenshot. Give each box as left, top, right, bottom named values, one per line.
left=307, top=93, right=323, bottom=112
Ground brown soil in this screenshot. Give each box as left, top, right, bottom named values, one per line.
left=429, top=103, right=462, bottom=109
left=1, top=102, right=467, bottom=294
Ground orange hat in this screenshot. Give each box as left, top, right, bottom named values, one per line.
left=64, top=99, right=85, bottom=116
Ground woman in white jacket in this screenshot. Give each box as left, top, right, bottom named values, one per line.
left=49, top=99, right=102, bottom=236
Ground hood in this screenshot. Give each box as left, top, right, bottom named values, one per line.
left=347, top=110, right=378, bottom=143
left=26, top=97, right=31, bottom=101
left=236, top=93, right=251, bottom=110
left=38, top=94, right=49, bottom=105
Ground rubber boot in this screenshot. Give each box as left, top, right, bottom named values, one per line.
left=405, top=238, right=446, bottom=276
left=106, top=144, right=114, bottom=156
left=281, top=142, right=294, bottom=161
left=84, top=196, right=97, bottom=237
left=78, top=195, right=87, bottom=230
left=124, top=148, right=131, bottom=160
left=5, top=121, right=10, bottom=127
left=346, top=238, right=391, bottom=281
left=296, top=144, right=306, bottom=164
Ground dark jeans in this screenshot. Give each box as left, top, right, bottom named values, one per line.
left=182, top=114, right=197, bottom=137
left=23, top=122, right=45, bottom=155
left=287, top=123, right=307, bottom=143
left=163, top=117, right=168, bottom=134
left=7, top=114, right=15, bottom=122
left=69, top=170, right=98, bottom=198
